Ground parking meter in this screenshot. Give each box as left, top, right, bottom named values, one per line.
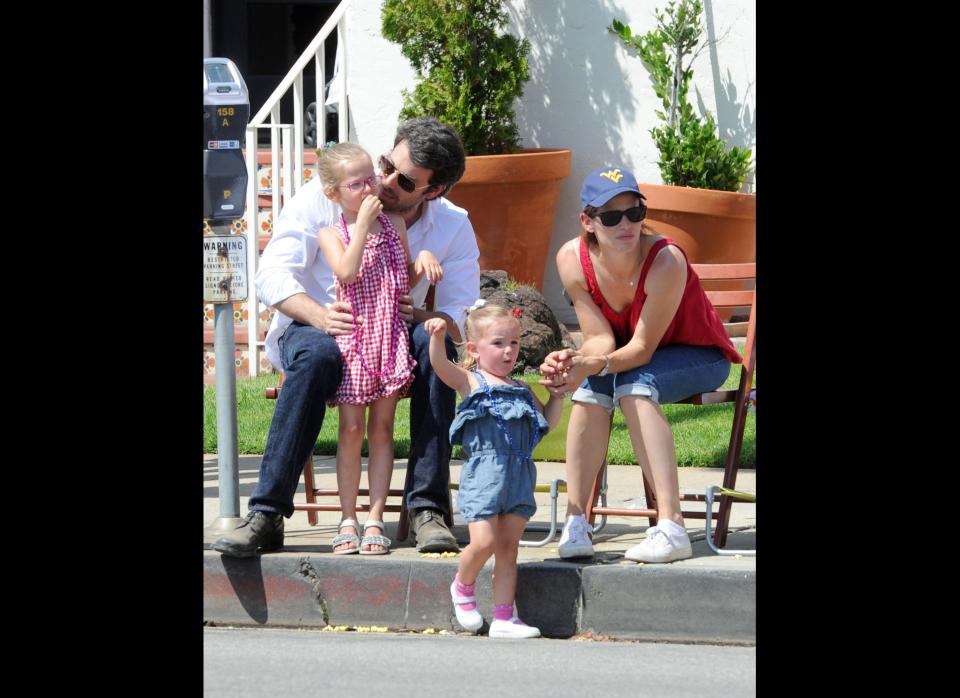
left=203, top=57, right=250, bottom=537
left=203, top=58, right=249, bottom=221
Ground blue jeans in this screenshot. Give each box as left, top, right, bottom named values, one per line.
left=248, top=320, right=457, bottom=517
left=403, top=322, right=458, bottom=514
left=248, top=321, right=342, bottom=517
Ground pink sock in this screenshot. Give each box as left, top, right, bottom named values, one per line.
left=493, top=603, right=515, bottom=621
left=454, top=575, right=477, bottom=611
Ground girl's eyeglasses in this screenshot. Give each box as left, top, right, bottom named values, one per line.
left=592, top=205, right=647, bottom=227
left=378, top=155, right=432, bottom=193
left=339, top=175, right=381, bottom=193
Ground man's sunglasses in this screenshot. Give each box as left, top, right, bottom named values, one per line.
left=592, top=205, right=647, bottom=227
left=379, top=154, right=433, bottom=193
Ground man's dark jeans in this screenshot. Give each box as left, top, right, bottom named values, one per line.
left=248, top=320, right=457, bottom=518
left=403, top=322, right=457, bottom=514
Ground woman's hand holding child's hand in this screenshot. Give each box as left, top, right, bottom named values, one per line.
left=538, top=349, right=577, bottom=396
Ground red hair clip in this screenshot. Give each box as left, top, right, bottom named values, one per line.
left=512, top=308, right=522, bottom=318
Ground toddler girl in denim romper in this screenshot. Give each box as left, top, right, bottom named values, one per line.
left=423, top=301, right=564, bottom=638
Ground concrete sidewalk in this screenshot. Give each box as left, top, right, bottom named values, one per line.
left=203, top=454, right=755, bottom=643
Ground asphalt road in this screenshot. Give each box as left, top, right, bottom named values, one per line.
left=204, top=627, right=755, bottom=697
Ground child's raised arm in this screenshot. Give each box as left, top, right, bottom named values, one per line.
left=394, top=217, right=443, bottom=288
left=530, top=386, right=565, bottom=432
left=317, top=194, right=382, bottom=284
left=424, top=317, right=471, bottom=398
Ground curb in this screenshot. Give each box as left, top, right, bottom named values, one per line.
left=203, top=552, right=755, bottom=642
left=580, top=565, right=756, bottom=643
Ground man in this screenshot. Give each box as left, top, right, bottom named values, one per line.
left=213, top=117, right=480, bottom=557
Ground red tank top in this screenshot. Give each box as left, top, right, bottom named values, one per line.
left=578, top=237, right=742, bottom=364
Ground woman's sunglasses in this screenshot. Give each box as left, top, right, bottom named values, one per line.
left=378, top=154, right=432, bottom=193
left=592, top=204, right=647, bottom=227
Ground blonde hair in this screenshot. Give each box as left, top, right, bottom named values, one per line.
left=315, top=142, right=371, bottom=196
left=459, top=302, right=521, bottom=371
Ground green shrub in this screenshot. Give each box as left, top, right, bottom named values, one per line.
left=381, top=0, right=530, bottom=155
left=609, top=0, right=752, bottom=191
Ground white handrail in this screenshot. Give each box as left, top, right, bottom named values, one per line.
left=244, top=122, right=293, bottom=378
left=337, top=22, right=349, bottom=143
left=242, top=0, right=353, bottom=376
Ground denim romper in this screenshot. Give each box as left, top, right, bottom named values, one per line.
left=450, top=373, right=550, bottom=522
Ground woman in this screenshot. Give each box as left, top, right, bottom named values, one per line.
left=539, top=166, right=742, bottom=563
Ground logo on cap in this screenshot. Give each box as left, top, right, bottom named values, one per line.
left=599, top=168, right=623, bottom=183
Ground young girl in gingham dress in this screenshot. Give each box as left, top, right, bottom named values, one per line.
left=315, top=143, right=443, bottom=556
left=333, top=209, right=414, bottom=404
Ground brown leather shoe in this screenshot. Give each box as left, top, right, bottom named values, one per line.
left=411, top=509, right=459, bottom=552
left=212, top=511, right=284, bottom=558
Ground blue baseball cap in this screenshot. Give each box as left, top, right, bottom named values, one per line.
left=580, top=166, right=646, bottom=208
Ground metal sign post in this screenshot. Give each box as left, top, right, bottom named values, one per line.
left=204, top=231, right=248, bottom=532
left=203, top=57, right=250, bottom=535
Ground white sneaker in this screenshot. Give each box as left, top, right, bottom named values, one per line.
left=489, top=617, right=541, bottom=639
left=624, top=524, right=693, bottom=563
left=450, top=582, right=483, bottom=632
left=558, top=517, right=594, bottom=558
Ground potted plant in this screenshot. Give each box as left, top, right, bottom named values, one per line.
left=381, top=0, right=571, bottom=290
left=609, top=0, right=755, bottom=296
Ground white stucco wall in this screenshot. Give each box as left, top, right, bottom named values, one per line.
left=343, top=0, right=756, bottom=325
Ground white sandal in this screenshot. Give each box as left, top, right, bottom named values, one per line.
left=332, top=518, right=361, bottom=555
left=359, top=520, right=391, bottom=555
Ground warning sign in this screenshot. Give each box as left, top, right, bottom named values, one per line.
left=203, top=235, right=248, bottom=302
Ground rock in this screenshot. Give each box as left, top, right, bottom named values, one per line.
left=477, top=270, right=576, bottom=373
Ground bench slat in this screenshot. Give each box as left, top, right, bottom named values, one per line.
left=691, top=263, right=756, bottom=280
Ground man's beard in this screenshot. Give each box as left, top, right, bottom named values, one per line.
left=379, top=188, right=424, bottom=214
left=381, top=199, right=417, bottom=213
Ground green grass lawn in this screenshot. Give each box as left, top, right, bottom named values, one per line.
left=205, top=339, right=754, bottom=466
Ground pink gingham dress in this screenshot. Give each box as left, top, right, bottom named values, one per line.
left=331, top=212, right=416, bottom=405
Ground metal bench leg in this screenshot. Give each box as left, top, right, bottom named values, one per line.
left=589, top=463, right=609, bottom=535
left=519, top=479, right=566, bottom=547
left=704, top=485, right=755, bottom=556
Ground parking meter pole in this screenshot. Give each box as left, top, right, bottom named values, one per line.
left=204, top=57, right=250, bottom=536
left=211, top=296, right=243, bottom=529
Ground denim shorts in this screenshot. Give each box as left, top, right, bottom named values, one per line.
left=456, top=452, right=538, bottom=522
left=571, top=344, right=731, bottom=411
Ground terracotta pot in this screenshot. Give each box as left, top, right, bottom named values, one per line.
left=640, top=183, right=755, bottom=262
left=640, top=183, right=756, bottom=320
left=445, top=148, right=572, bottom=291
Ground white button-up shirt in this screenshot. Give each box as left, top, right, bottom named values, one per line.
left=255, top=175, right=481, bottom=369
